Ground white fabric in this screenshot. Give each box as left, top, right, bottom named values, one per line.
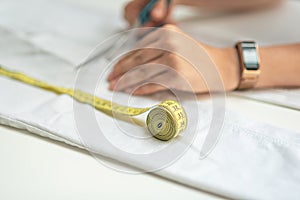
left=0, top=0, right=300, bottom=199
left=179, top=0, right=300, bottom=47
left=233, top=89, right=300, bottom=110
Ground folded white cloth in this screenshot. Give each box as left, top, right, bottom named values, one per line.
left=233, top=89, right=300, bottom=111
left=1, top=0, right=300, bottom=199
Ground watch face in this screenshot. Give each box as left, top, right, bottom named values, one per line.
left=241, top=43, right=259, bottom=70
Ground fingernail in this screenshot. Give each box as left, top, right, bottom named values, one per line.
left=110, top=79, right=117, bottom=89
left=154, top=3, right=166, bottom=17
left=152, top=9, right=163, bottom=19
left=109, top=82, right=113, bottom=90
left=109, top=78, right=117, bottom=90
left=112, top=77, right=123, bottom=90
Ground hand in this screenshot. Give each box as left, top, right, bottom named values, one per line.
left=108, top=25, right=240, bottom=95
left=124, top=0, right=175, bottom=27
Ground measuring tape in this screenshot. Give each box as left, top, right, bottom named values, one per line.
left=0, top=66, right=187, bottom=141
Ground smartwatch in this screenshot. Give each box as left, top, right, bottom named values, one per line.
left=236, top=41, right=260, bottom=90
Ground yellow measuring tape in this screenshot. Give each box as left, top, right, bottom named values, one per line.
left=0, top=66, right=187, bottom=141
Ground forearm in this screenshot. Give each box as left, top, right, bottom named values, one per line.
left=207, top=43, right=300, bottom=91
left=174, top=0, right=282, bottom=12
left=256, top=43, right=300, bottom=88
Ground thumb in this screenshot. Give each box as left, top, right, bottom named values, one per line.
left=151, top=0, right=168, bottom=22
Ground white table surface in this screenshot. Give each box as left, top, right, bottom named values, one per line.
left=1, top=0, right=300, bottom=199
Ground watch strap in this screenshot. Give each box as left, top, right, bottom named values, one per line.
left=236, top=41, right=260, bottom=90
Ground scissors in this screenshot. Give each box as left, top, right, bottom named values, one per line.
left=75, top=0, right=171, bottom=70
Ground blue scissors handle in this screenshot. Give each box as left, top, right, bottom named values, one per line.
left=138, top=0, right=171, bottom=25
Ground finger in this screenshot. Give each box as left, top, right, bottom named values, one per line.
left=123, top=69, right=174, bottom=95
left=140, top=21, right=160, bottom=28
left=124, top=0, right=149, bottom=26
left=135, top=24, right=182, bottom=49
left=108, top=50, right=135, bottom=81
left=162, top=24, right=182, bottom=32
left=119, top=53, right=204, bottom=93
left=108, top=48, right=165, bottom=81
left=140, top=17, right=174, bottom=27
left=134, top=26, right=160, bottom=41
left=151, top=0, right=167, bottom=22
left=109, top=63, right=168, bottom=91
left=111, top=52, right=174, bottom=91
left=131, top=84, right=167, bottom=95
left=124, top=2, right=138, bottom=26
left=135, top=29, right=162, bottom=48
left=110, top=51, right=207, bottom=94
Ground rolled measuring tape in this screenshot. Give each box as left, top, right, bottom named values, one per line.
left=0, top=66, right=187, bottom=141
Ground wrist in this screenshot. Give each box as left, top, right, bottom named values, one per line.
left=205, top=45, right=240, bottom=91
left=255, top=46, right=277, bottom=88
